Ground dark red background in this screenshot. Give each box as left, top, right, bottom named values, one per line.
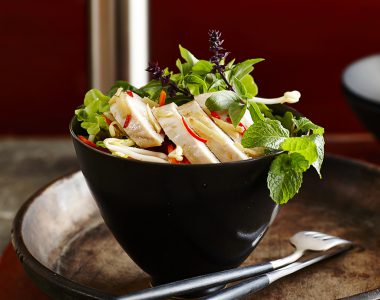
left=1, top=0, right=379, bottom=135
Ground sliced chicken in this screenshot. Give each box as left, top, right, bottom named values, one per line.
left=109, top=90, right=164, bottom=148
left=152, top=103, right=219, bottom=164
left=178, top=101, right=248, bottom=162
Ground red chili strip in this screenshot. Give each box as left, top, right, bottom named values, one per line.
left=125, top=90, right=134, bottom=97
left=78, top=135, right=109, bottom=152
left=102, top=114, right=112, bottom=125
left=123, top=115, right=132, bottom=128
left=240, top=123, right=247, bottom=135
left=159, top=90, right=167, bottom=107
left=78, top=135, right=97, bottom=147
left=182, top=117, right=207, bottom=143
left=210, top=111, right=221, bottom=119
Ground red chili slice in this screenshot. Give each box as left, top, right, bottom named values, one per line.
left=159, top=90, right=167, bottom=107
left=78, top=135, right=97, bottom=147
left=102, top=114, right=112, bottom=125
left=125, top=90, right=134, bottom=97
left=182, top=117, right=207, bottom=143
left=123, top=115, right=132, bottom=128
left=240, top=123, right=247, bottom=135
left=78, top=135, right=109, bottom=152
left=210, top=111, right=221, bottom=119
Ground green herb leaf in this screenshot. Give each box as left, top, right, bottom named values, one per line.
left=279, top=111, right=295, bottom=134
left=208, top=79, right=225, bottom=91
left=192, top=60, right=213, bottom=75
left=231, top=58, right=264, bottom=80
left=310, top=134, right=325, bottom=178
left=232, top=76, right=247, bottom=99
left=107, top=81, right=145, bottom=98
left=248, top=102, right=265, bottom=122
left=140, top=80, right=162, bottom=100
left=267, top=153, right=304, bottom=204
left=294, top=117, right=325, bottom=135
left=205, top=90, right=240, bottom=111
left=280, top=136, right=318, bottom=165
left=179, top=45, right=198, bottom=66
left=240, top=74, right=258, bottom=98
left=229, top=102, right=247, bottom=127
left=242, top=119, right=289, bottom=149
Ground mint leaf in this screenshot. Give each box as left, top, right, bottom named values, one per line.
left=281, top=136, right=318, bottom=165
left=310, top=134, right=325, bottom=178
left=241, top=119, right=289, bottom=149
left=279, top=111, right=295, bottom=134
left=248, top=102, right=265, bottom=122
left=231, top=58, right=264, bottom=79
left=179, top=45, right=198, bottom=66
left=229, top=102, right=247, bottom=127
left=294, top=117, right=325, bottom=135
left=268, top=153, right=303, bottom=204
left=205, top=90, right=240, bottom=111
left=192, top=60, right=213, bottom=75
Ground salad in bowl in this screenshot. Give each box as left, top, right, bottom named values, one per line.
left=70, top=30, right=324, bottom=286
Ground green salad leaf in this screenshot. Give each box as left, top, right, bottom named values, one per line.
left=75, top=89, right=110, bottom=139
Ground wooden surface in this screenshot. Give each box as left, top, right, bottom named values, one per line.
left=0, top=135, right=380, bottom=299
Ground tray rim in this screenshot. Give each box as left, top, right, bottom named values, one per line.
left=11, top=154, right=380, bottom=299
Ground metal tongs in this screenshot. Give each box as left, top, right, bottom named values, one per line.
left=117, top=231, right=352, bottom=300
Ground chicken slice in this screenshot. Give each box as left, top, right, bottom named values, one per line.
left=109, top=91, right=164, bottom=148
left=152, top=103, right=219, bottom=164
left=178, top=101, right=248, bottom=162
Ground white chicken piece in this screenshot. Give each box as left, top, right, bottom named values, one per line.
left=152, top=103, right=219, bottom=164
left=178, top=101, right=248, bottom=162
left=109, top=90, right=164, bottom=148
left=194, top=93, right=253, bottom=143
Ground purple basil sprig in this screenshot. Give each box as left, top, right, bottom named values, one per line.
left=146, top=62, right=192, bottom=98
left=208, top=30, right=233, bottom=91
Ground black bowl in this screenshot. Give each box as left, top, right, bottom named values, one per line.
left=69, top=109, right=286, bottom=285
left=342, top=54, right=380, bottom=140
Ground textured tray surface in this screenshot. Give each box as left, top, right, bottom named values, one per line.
left=12, top=156, right=380, bottom=299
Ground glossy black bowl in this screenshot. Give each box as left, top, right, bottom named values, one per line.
left=342, top=53, right=380, bottom=140
left=69, top=113, right=282, bottom=286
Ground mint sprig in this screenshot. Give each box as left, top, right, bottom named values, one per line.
left=242, top=117, right=325, bottom=204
